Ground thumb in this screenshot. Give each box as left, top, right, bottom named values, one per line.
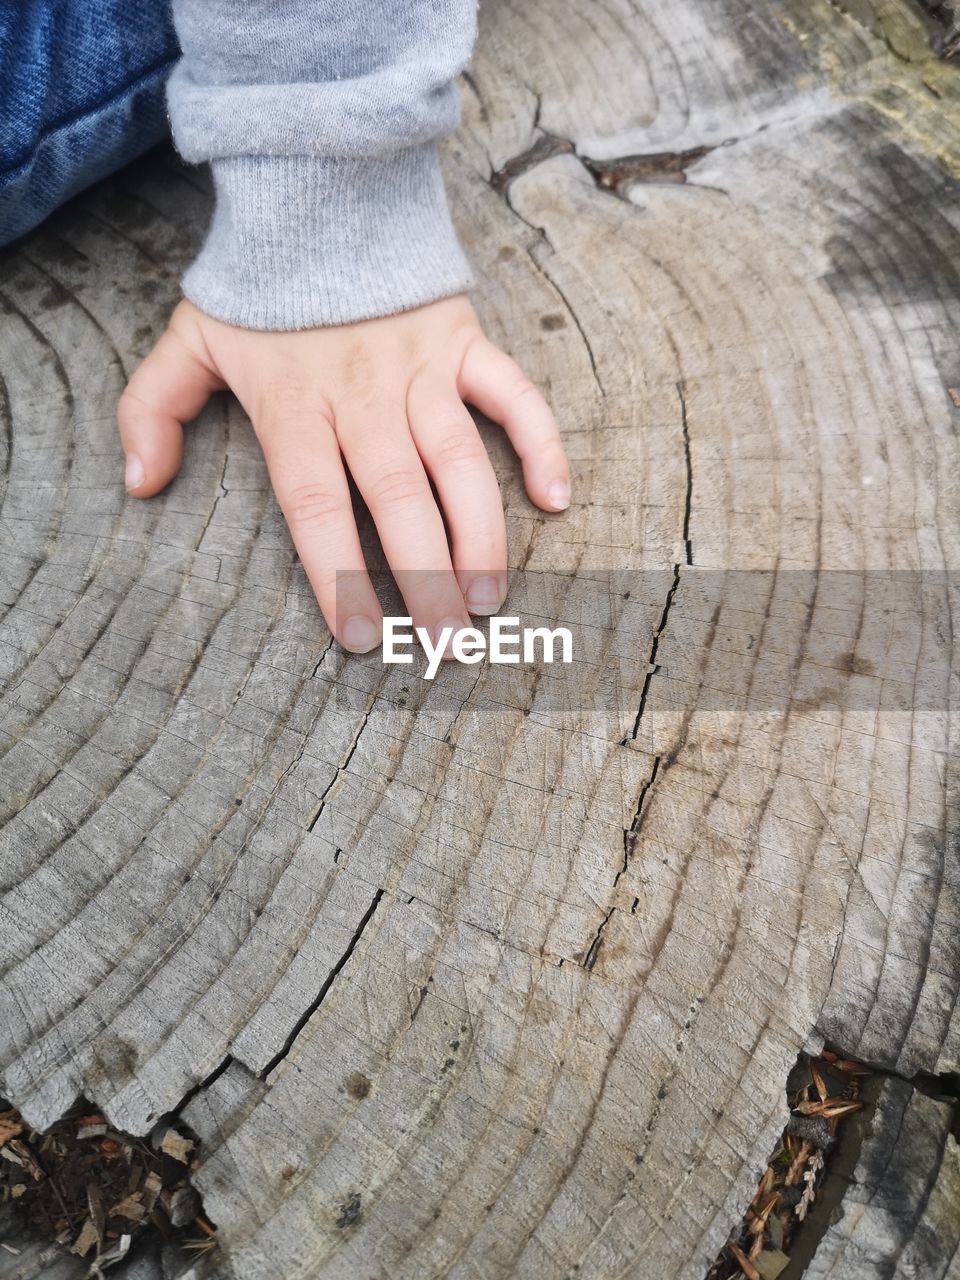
left=117, top=306, right=225, bottom=498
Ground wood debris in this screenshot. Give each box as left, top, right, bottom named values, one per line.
left=0, top=1096, right=217, bottom=1274
left=71, top=1218, right=100, bottom=1258
left=75, top=1115, right=109, bottom=1141
left=0, top=1110, right=25, bottom=1146
left=706, top=1050, right=869, bottom=1280
left=158, top=1128, right=195, bottom=1164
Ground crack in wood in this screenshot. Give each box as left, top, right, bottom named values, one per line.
left=310, top=632, right=336, bottom=679
left=619, top=754, right=661, bottom=881
left=490, top=129, right=719, bottom=200
left=490, top=132, right=574, bottom=195
left=197, top=453, right=229, bottom=543
left=677, top=378, right=694, bottom=567
left=623, top=381, right=694, bottom=745
left=306, top=705, right=372, bottom=832
left=583, top=381, right=695, bottom=968
left=582, top=906, right=616, bottom=971
left=541, top=270, right=606, bottom=397
left=259, top=887, right=385, bottom=1079
left=167, top=1053, right=237, bottom=1125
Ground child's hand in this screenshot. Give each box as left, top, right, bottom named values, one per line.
left=117, top=296, right=569, bottom=652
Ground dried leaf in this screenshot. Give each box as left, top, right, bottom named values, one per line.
left=795, top=1099, right=862, bottom=1118
left=819, top=1051, right=871, bottom=1074
left=749, top=1193, right=779, bottom=1236
left=0, top=1110, right=25, bottom=1146
left=9, top=1139, right=44, bottom=1181
left=796, top=1150, right=825, bottom=1221
left=109, top=1192, right=146, bottom=1223
left=784, top=1139, right=812, bottom=1187
left=141, top=1171, right=163, bottom=1212
left=71, top=1218, right=100, bottom=1258
left=159, top=1130, right=194, bottom=1165
left=818, top=1101, right=863, bottom=1119
left=810, top=1061, right=828, bottom=1103
left=729, top=1241, right=762, bottom=1280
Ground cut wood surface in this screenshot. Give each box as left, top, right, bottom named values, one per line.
left=1, top=0, right=959, bottom=1277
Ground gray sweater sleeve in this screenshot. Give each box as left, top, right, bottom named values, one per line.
left=166, top=0, right=478, bottom=330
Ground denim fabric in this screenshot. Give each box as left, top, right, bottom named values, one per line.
left=0, top=1, right=179, bottom=246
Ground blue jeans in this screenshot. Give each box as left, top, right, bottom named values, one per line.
left=0, top=1, right=179, bottom=246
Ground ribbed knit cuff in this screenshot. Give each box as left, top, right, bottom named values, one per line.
left=182, top=142, right=474, bottom=330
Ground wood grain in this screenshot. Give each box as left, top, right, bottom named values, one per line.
left=1, top=0, right=959, bottom=1276
left=805, top=1078, right=960, bottom=1280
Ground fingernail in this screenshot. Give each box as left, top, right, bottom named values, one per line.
left=124, top=453, right=144, bottom=491
left=341, top=615, right=380, bottom=653
left=466, top=576, right=501, bottom=613
left=434, top=617, right=465, bottom=656
left=548, top=479, right=570, bottom=510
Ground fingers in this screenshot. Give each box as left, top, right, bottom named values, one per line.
left=117, top=324, right=224, bottom=498
left=338, top=409, right=470, bottom=645
left=458, top=337, right=570, bottom=513
left=407, top=376, right=507, bottom=615
left=253, top=406, right=384, bottom=652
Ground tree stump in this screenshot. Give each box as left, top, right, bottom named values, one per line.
left=1, top=0, right=958, bottom=1277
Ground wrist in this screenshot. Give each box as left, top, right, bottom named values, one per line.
left=182, top=143, right=474, bottom=330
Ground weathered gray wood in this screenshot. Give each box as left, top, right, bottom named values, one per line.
left=804, top=1078, right=960, bottom=1279
left=1, top=0, right=959, bottom=1276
